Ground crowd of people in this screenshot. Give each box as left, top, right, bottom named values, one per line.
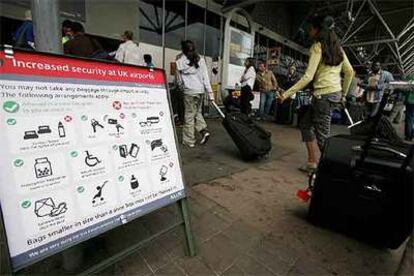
left=12, top=12, right=414, bottom=169
left=13, top=14, right=154, bottom=68
left=222, top=15, right=413, bottom=173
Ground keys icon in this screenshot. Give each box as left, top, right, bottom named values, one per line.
left=91, top=119, right=104, bottom=133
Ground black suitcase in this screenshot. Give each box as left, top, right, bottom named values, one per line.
left=275, top=98, right=294, bottom=125
left=308, top=135, right=413, bottom=248
left=308, top=83, right=414, bottom=248
left=212, top=102, right=272, bottom=160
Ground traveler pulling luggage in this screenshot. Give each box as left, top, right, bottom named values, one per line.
left=302, top=82, right=414, bottom=248
left=211, top=101, right=272, bottom=161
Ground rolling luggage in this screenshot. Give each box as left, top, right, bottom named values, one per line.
left=275, top=98, right=294, bottom=125
left=307, top=82, right=414, bottom=248
left=308, top=135, right=413, bottom=248
left=211, top=101, right=272, bottom=161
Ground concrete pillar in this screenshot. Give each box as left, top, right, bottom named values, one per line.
left=31, top=0, right=62, bottom=54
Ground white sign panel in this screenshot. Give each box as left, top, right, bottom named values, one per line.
left=0, top=50, right=185, bottom=269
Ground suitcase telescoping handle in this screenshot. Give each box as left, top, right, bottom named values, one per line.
left=210, top=101, right=226, bottom=119
left=341, top=102, right=363, bottom=129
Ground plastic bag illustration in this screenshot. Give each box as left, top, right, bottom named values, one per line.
left=34, top=197, right=67, bottom=218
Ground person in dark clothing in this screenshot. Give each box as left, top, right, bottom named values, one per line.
left=62, top=20, right=74, bottom=44
left=13, top=10, right=35, bottom=49
left=64, top=22, right=102, bottom=58
left=144, top=54, right=155, bottom=68
left=283, top=64, right=299, bottom=90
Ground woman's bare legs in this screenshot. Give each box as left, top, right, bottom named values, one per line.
left=306, top=140, right=318, bottom=164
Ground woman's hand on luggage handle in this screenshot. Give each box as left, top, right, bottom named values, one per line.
left=277, top=94, right=287, bottom=103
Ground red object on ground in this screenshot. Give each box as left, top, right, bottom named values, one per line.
left=297, top=188, right=311, bottom=202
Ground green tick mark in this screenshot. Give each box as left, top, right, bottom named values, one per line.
left=81, top=115, right=88, bottom=121
left=6, top=118, right=16, bottom=125
left=14, top=159, right=24, bottom=167
left=71, top=151, right=78, bottom=157
left=77, top=186, right=85, bottom=193
left=3, top=101, right=20, bottom=113
left=21, top=200, right=31, bottom=209
left=118, top=176, right=124, bottom=182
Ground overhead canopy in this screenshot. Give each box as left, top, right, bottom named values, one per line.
left=215, top=0, right=414, bottom=76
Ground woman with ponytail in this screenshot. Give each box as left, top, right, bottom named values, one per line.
left=176, top=40, right=214, bottom=148
left=278, top=15, right=354, bottom=174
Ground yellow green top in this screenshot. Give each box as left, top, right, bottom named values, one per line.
left=284, top=42, right=354, bottom=98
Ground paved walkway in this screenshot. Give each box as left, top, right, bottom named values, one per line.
left=21, top=120, right=410, bottom=275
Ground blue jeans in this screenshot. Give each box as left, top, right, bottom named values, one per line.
left=367, top=102, right=381, bottom=118
left=259, top=91, right=274, bottom=118
left=405, top=103, right=414, bottom=140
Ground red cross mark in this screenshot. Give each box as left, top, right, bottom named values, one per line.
left=113, top=101, right=122, bottom=110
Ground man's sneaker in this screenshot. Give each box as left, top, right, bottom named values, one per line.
left=182, top=142, right=195, bottom=148
left=183, top=143, right=195, bottom=149
left=199, top=130, right=210, bottom=145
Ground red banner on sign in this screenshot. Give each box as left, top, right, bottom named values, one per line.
left=0, top=50, right=165, bottom=85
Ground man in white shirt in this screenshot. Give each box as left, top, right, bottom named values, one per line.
left=115, top=31, right=143, bottom=66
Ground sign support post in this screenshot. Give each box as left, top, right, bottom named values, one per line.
left=0, top=214, right=12, bottom=275
left=178, top=198, right=196, bottom=257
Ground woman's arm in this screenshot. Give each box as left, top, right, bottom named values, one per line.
left=201, top=59, right=214, bottom=96
left=283, top=43, right=322, bottom=98
left=341, top=51, right=354, bottom=96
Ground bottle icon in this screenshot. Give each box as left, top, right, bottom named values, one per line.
left=58, top=122, right=66, bottom=138
left=130, top=175, right=139, bottom=189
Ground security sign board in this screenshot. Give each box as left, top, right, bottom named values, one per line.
left=0, top=49, right=185, bottom=270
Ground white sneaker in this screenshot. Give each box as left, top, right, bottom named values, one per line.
left=182, top=142, right=195, bottom=148
left=199, top=130, right=210, bottom=145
